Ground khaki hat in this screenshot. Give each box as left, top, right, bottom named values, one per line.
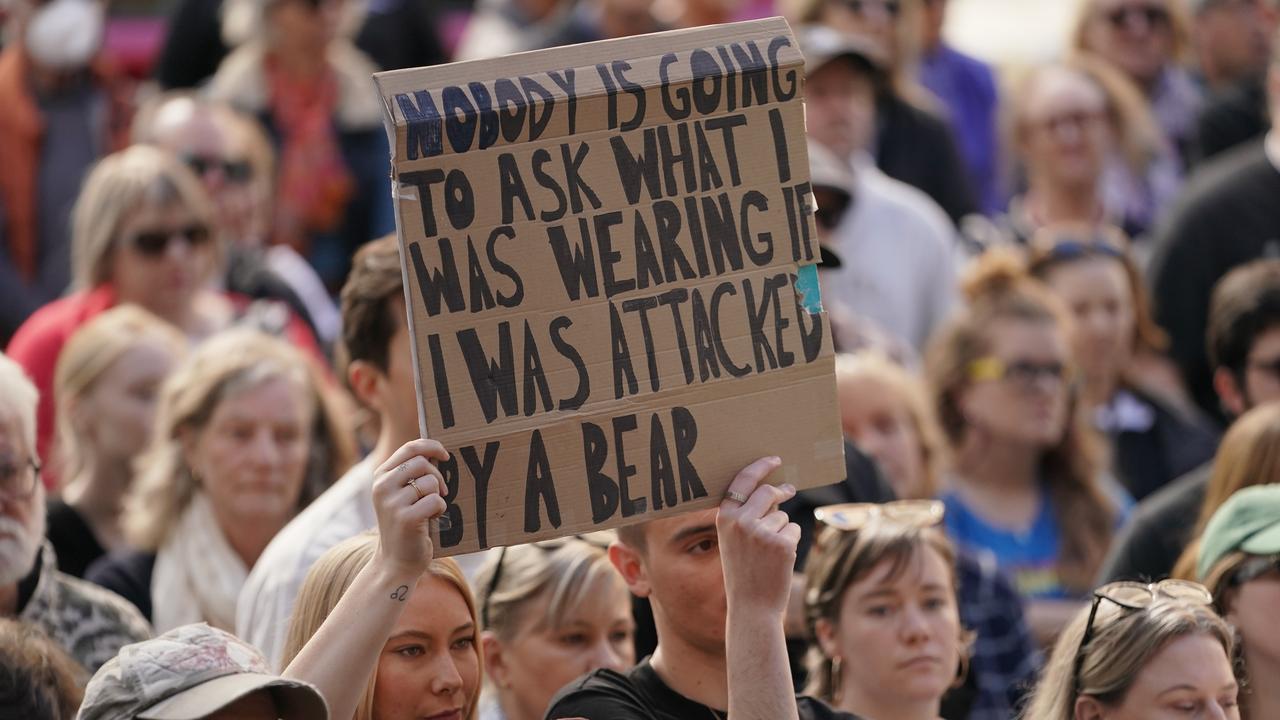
left=795, top=24, right=885, bottom=79
left=1197, top=485, right=1280, bottom=582
left=78, top=623, right=329, bottom=720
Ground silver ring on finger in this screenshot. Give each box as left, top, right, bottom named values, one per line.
left=408, top=477, right=425, bottom=501
left=724, top=490, right=749, bottom=504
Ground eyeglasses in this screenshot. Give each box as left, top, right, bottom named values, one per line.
left=0, top=456, right=41, bottom=499
left=182, top=155, right=253, bottom=185
left=815, top=499, right=945, bottom=532
left=968, top=356, right=1073, bottom=388
left=1104, top=3, right=1171, bottom=30
left=1231, top=555, right=1280, bottom=586
left=836, top=0, right=901, bottom=18
left=480, top=534, right=612, bottom=628
left=1072, top=580, right=1213, bottom=694
left=128, top=224, right=212, bottom=258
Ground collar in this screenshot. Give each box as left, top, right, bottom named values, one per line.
left=15, top=542, right=55, bottom=619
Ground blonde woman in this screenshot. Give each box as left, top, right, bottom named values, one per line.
left=803, top=501, right=970, bottom=720
left=85, top=328, right=354, bottom=631
left=474, top=535, right=634, bottom=720
left=6, top=145, right=323, bottom=484
left=1072, top=0, right=1201, bottom=161
left=1021, top=580, right=1238, bottom=719
left=46, top=305, right=185, bottom=577
left=282, top=438, right=482, bottom=720
left=834, top=352, right=945, bottom=500
left=987, top=57, right=1174, bottom=248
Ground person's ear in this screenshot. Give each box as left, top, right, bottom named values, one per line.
left=347, top=359, right=386, bottom=412
left=1213, top=367, right=1247, bottom=417
left=609, top=542, right=650, bottom=598
left=814, top=617, right=840, bottom=659
left=481, top=631, right=512, bottom=690
left=1073, top=695, right=1106, bottom=720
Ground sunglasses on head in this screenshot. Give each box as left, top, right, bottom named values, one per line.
left=1104, top=3, right=1170, bottom=29
left=480, top=534, right=612, bottom=628
left=129, top=224, right=212, bottom=258
left=182, top=155, right=253, bottom=184
left=1073, top=580, right=1212, bottom=694
left=815, top=499, right=945, bottom=533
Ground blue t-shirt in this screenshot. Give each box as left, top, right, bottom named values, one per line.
left=941, top=485, right=1133, bottom=602
left=941, top=490, right=1072, bottom=600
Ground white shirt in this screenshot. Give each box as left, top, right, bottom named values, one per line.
left=236, top=455, right=379, bottom=669
left=821, top=156, right=960, bottom=351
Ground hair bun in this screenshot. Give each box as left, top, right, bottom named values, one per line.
left=960, top=247, right=1031, bottom=304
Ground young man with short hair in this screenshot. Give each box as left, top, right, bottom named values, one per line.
left=546, top=458, right=865, bottom=720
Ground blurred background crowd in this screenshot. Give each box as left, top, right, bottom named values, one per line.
left=3, top=0, right=1280, bottom=719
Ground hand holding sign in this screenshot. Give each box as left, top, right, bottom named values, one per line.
left=716, top=456, right=800, bottom=618
left=370, top=439, right=451, bottom=576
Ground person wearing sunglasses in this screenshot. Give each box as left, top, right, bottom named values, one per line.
left=5, top=145, right=325, bottom=488
left=1022, top=578, right=1239, bottom=719
left=926, top=251, right=1129, bottom=645
left=0, top=351, right=150, bottom=675
left=1073, top=0, right=1202, bottom=168
left=1196, top=485, right=1280, bottom=720
left=788, top=0, right=976, bottom=225
left=1027, top=224, right=1218, bottom=502
left=802, top=500, right=970, bottom=720
left=473, top=534, right=634, bottom=720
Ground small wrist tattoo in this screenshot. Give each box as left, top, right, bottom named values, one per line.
left=390, top=585, right=409, bottom=602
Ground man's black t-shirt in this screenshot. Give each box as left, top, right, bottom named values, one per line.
left=1097, top=462, right=1210, bottom=584
left=545, top=658, right=865, bottom=720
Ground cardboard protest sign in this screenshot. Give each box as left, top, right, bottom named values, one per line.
left=373, top=17, right=845, bottom=556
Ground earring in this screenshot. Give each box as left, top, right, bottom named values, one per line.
left=830, top=655, right=844, bottom=705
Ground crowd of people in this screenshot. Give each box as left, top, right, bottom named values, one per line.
left=2, top=0, right=1280, bottom=718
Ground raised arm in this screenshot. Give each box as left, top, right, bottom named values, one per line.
left=282, top=439, right=449, bottom=720
left=717, top=457, right=802, bottom=720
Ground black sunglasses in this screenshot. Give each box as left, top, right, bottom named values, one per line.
left=1072, top=580, right=1212, bottom=694
left=813, top=190, right=853, bottom=232
left=480, top=535, right=612, bottom=628
left=1105, top=4, right=1170, bottom=29
left=129, top=224, right=212, bottom=257
left=183, top=155, right=254, bottom=185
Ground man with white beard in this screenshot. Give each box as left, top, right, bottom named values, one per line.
left=0, top=351, right=149, bottom=672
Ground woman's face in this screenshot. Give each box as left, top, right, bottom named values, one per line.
left=110, top=202, right=215, bottom=318
left=1043, top=258, right=1134, bottom=398
left=1082, top=0, right=1175, bottom=87
left=374, top=574, right=480, bottom=720
left=1226, top=562, right=1280, bottom=675
left=959, top=318, right=1072, bottom=449
left=267, top=0, right=342, bottom=56
left=487, top=575, right=635, bottom=720
left=187, top=375, right=312, bottom=529
left=819, top=0, right=900, bottom=61
left=1020, top=68, right=1111, bottom=193
left=75, top=338, right=180, bottom=463
left=820, top=545, right=961, bottom=709
left=1081, top=633, right=1239, bottom=719
left=838, top=374, right=927, bottom=499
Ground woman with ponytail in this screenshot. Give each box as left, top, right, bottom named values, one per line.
left=925, top=250, right=1129, bottom=646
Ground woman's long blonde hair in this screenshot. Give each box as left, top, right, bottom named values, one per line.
left=926, top=249, right=1115, bottom=593
left=1022, top=598, right=1233, bottom=720
left=121, top=328, right=355, bottom=551
left=1171, top=403, right=1280, bottom=580
left=53, top=305, right=186, bottom=482
left=281, top=533, right=483, bottom=720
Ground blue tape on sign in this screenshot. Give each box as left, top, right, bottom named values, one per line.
left=795, top=264, right=823, bottom=314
